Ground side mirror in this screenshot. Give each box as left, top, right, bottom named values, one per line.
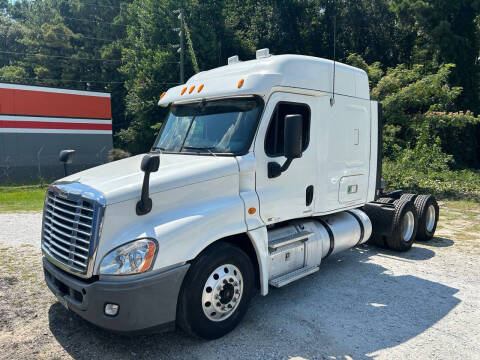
left=136, top=154, right=160, bottom=216
left=284, top=114, right=303, bottom=159
left=141, top=153, right=160, bottom=173
left=59, top=149, right=75, bottom=177
left=268, top=114, right=303, bottom=178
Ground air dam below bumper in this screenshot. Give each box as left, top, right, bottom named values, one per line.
left=43, top=257, right=190, bottom=333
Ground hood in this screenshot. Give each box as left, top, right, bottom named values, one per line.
left=59, top=153, right=239, bottom=204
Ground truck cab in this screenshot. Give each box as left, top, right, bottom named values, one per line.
left=42, top=50, right=439, bottom=339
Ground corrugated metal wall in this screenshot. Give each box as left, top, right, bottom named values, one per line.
left=0, top=83, right=113, bottom=183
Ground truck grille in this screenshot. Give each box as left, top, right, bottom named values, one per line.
left=41, top=185, right=104, bottom=277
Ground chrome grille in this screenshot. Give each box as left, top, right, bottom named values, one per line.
left=41, top=184, right=105, bottom=277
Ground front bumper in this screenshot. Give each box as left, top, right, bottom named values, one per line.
left=43, top=257, right=189, bottom=333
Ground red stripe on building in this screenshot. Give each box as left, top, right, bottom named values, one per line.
left=0, top=120, right=112, bottom=131
left=0, top=88, right=111, bottom=119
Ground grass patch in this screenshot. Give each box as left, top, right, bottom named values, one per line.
left=0, top=184, right=48, bottom=212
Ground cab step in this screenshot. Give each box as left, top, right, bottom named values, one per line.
left=269, top=265, right=319, bottom=288
left=268, top=230, right=313, bottom=251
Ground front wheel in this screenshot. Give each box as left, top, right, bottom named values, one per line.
left=176, top=242, right=254, bottom=339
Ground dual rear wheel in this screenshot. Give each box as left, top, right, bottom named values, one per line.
left=372, top=194, right=439, bottom=251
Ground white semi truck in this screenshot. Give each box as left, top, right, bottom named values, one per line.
left=42, top=50, right=439, bottom=339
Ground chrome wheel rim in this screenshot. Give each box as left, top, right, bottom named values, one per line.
left=401, top=211, right=415, bottom=242
left=202, top=264, right=243, bottom=322
left=425, top=205, right=436, bottom=233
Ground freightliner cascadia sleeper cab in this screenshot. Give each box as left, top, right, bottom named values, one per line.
left=41, top=50, right=439, bottom=339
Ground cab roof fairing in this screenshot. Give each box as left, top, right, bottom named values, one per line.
left=157, top=54, right=370, bottom=107
left=157, top=73, right=281, bottom=107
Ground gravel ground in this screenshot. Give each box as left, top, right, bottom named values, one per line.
left=0, top=208, right=479, bottom=360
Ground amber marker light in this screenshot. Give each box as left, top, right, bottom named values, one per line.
left=248, top=207, right=256, bottom=215
left=160, top=92, right=166, bottom=100
left=189, top=85, right=195, bottom=94
left=181, top=87, right=187, bottom=95
left=238, top=79, right=245, bottom=88
left=198, top=84, right=204, bottom=93
left=139, top=240, right=157, bottom=272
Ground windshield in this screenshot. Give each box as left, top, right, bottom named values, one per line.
left=152, top=96, right=263, bottom=155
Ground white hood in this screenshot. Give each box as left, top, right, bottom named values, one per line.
left=59, top=153, right=239, bottom=204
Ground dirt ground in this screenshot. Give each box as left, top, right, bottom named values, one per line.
left=0, top=201, right=479, bottom=360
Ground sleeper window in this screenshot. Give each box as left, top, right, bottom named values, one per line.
left=264, top=102, right=310, bottom=157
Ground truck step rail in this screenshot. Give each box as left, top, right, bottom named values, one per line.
left=268, top=230, right=313, bottom=251
left=269, top=265, right=319, bottom=288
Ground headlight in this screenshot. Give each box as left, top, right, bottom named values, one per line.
left=99, top=239, right=158, bottom=275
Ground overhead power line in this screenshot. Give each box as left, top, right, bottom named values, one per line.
left=0, top=50, right=124, bottom=62
left=61, top=15, right=128, bottom=27
left=78, top=1, right=123, bottom=11
left=0, top=75, right=124, bottom=84
left=0, top=75, right=180, bottom=86
left=0, top=50, right=181, bottom=64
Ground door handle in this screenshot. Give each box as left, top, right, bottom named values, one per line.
left=306, top=185, right=314, bottom=206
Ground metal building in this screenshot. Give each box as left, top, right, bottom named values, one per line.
left=0, top=83, right=113, bottom=183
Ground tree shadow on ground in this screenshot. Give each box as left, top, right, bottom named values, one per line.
left=49, top=240, right=460, bottom=360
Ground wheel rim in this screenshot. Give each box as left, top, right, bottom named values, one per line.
left=401, top=211, right=415, bottom=242
left=202, top=264, right=243, bottom=322
left=425, top=205, right=436, bottom=232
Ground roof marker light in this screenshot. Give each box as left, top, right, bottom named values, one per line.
left=160, top=92, right=166, bottom=100
left=189, top=85, right=195, bottom=94
left=238, top=79, right=244, bottom=88
left=198, top=84, right=204, bottom=93
left=256, top=48, right=270, bottom=59
left=181, top=87, right=187, bottom=95
left=228, top=55, right=240, bottom=65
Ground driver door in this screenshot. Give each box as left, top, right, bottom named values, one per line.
left=254, top=92, right=317, bottom=225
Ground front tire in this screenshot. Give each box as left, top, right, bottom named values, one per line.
left=176, top=242, right=254, bottom=340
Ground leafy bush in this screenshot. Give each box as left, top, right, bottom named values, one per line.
left=108, top=148, right=131, bottom=162
left=384, top=161, right=480, bottom=201
left=382, top=123, right=480, bottom=200
left=422, top=111, right=480, bottom=167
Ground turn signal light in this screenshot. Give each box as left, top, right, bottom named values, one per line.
left=181, top=87, right=187, bottom=95
left=198, top=84, right=204, bottom=93
left=189, top=85, right=195, bottom=94
left=160, top=92, right=166, bottom=99
left=238, top=79, right=244, bottom=88
left=248, top=207, right=256, bottom=215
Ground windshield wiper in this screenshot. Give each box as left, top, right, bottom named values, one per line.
left=182, top=146, right=217, bottom=157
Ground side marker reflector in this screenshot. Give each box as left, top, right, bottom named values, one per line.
left=238, top=79, right=244, bottom=88
left=181, top=87, right=187, bottom=95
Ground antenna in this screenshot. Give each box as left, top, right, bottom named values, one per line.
left=330, top=2, right=337, bottom=107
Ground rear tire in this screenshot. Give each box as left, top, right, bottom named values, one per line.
left=414, top=195, right=439, bottom=241
left=384, top=200, right=418, bottom=251
left=176, top=242, right=254, bottom=340
left=400, top=193, right=416, bottom=202
left=377, top=197, right=395, bottom=204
